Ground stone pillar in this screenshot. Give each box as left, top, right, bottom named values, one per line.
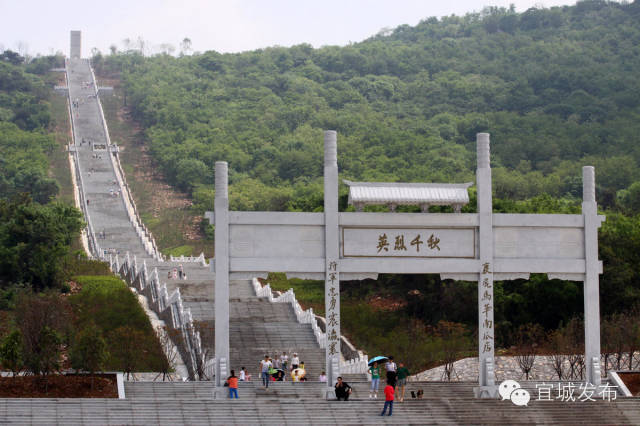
left=324, top=130, right=341, bottom=395
left=70, top=31, right=81, bottom=59
left=475, top=133, right=497, bottom=396
left=214, top=161, right=229, bottom=386
left=582, top=166, right=602, bottom=386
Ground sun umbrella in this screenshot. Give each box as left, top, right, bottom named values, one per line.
left=270, top=368, right=285, bottom=380
left=291, top=368, right=306, bottom=381
left=368, top=356, right=388, bottom=365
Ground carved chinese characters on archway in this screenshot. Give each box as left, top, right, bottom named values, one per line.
left=342, top=228, right=475, bottom=258
left=326, top=260, right=339, bottom=356
left=480, top=262, right=494, bottom=355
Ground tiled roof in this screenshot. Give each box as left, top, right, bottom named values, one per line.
left=344, top=180, right=473, bottom=206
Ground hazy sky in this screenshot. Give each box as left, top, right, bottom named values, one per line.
left=1, top=0, right=577, bottom=57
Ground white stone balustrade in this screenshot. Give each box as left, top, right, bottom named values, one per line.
left=109, top=250, right=207, bottom=380
left=169, top=253, right=207, bottom=266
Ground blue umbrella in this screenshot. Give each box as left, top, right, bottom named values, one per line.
left=368, top=356, right=388, bottom=365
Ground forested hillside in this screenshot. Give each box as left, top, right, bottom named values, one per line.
left=95, top=1, right=640, bottom=356
left=0, top=53, right=169, bottom=380
left=0, top=53, right=85, bottom=292
left=97, top=0, right=640, bottom=211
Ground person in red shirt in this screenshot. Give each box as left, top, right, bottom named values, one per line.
left=380, top=383, right=394, bottom=416
left=226, top=370, right=239, bottom=399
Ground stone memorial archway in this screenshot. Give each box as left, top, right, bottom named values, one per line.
left=210, top=131, right=604, bottom=397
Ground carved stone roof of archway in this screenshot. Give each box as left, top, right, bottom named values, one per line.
left=344, top=180, right=473, bottom=207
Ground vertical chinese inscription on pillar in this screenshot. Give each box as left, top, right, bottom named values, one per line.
left=326, top=260, right=340, bottom=357
left=480, top=262, right=494, bottom=355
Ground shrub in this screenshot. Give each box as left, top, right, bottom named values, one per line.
left=0, top=330, right=23, bottom=376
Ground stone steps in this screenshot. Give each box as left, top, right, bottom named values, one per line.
left=4, top=395, right=637, bottom=425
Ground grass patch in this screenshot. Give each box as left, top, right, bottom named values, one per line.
left=69, top=257, right=112, bottom=276
left=164, top=245, right=195, bottom=257
left=70, top=275, right=167, bottom=371
left=266, top=273, right=325, bottom=314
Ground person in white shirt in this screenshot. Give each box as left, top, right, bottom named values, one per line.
left=291, top=353, right=300, bottom=370
left=280, top=352, right=289, bottom=371
left=239, top=367, right=246, bottom=381
left=319, top=371, right=327, bottom=383
left=385, top=356, right=397, bottom=386
left=259, top=355, right=272, bottom=389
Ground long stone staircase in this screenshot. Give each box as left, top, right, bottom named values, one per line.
left=64, top=57, right=331, bottom=383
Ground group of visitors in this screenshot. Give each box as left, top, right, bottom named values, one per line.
left=167, top=265, right=187, bottom=280
left=332, top=355, right=410, bottom=417
left=258, top=352, right=310, bottom=389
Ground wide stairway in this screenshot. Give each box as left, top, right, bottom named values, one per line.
left=3, top=381, right=638, bottom=425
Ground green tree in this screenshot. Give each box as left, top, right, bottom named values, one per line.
left=70, top=324, right=108, bottom=389
left=0, top=330, right=23, bottom=377
left=0, top=197, right=83, bottom=289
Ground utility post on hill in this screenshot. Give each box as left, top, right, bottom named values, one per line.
left=324, top=131, right=341, bottom=395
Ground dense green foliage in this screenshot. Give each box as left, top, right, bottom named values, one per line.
left=0, top=56, right=59, bottom=203
left=0, top=52, right=85, bottom=292
left=0, top=197, right=84, bottom=290
left=100, top=1, right=640, bottom=212
left=95, top=1, right=640, bottom=362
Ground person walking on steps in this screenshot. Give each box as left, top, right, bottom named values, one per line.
left=380, top=383, right=394, bottom=416
left=260, top=355, right=272, bottom=390
left=397, top=362, right=410, bottom=402
left=385, top=356, right=397, bottom=387
left=369, top=361, right=381, bottom=399
left=226, top=370, right=239, bottom=399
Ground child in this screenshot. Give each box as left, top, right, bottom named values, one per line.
left=380, top=383, right=394, bottom=416
left=226, top=370, right=239, bottom=399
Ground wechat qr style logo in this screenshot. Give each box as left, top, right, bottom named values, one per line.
left=499, top=380, right=531, bottom=406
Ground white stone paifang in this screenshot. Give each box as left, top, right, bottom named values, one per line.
left=212, top=130, right=605, bottom=395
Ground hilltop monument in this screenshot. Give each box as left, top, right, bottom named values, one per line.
left=70, top=30, right=81, bottom=59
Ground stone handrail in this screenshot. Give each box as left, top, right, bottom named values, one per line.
left=341, top=354, right=370, bottom=377
left=169, top=253, right=207, bottom=266
left=252, top=278, right=326, bottom=349
left=88, top=63, right=162, bottom=261
left=109, top=252, right=207, bottom=380
left=252, top=278, right=371, bottom=376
